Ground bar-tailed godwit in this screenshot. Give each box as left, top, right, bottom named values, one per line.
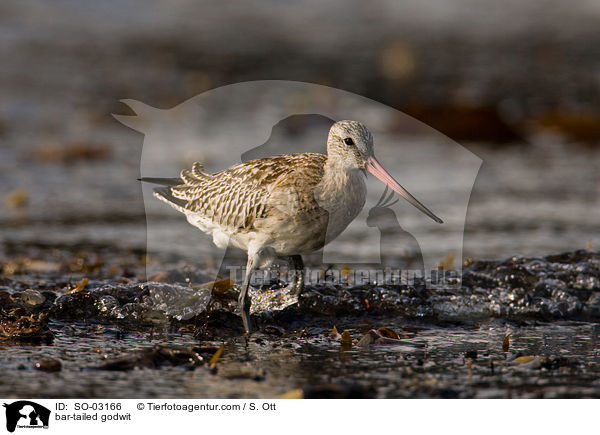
left=141, top=120, right=442, bottom=332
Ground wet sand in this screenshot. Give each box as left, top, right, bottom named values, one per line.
left=1, top=247, right=599, bottom=398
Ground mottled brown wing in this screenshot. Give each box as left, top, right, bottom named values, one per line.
left=157, top=153, right=326, bottom=231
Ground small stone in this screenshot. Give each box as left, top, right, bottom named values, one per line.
left=35, top=359, right=62, bottom=372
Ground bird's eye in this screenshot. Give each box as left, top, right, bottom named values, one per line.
left=344, top=138, right=354, bottom=146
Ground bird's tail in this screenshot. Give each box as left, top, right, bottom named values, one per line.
left=138, top=177, right=182, bottom=186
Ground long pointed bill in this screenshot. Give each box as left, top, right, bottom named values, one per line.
left=366, top=157, right=443, bottom=224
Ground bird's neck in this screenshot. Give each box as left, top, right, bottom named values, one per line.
left=317, top=158, right=367, bottom=224
left=320, top=158, right=361, bottom=195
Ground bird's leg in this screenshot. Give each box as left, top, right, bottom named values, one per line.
left=239, top=255, right=257, bottom=334
left=285, top=255, right=304, bottom=296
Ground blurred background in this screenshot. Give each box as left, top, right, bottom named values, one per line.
left=1, top=0, right=599, bottom=270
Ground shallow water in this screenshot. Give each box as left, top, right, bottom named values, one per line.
left=2, top=320, right=599, bottom=399
left=1, top=249, right=599, bottom=398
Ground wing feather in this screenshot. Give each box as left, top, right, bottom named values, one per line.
left=154, top=153, right=326, bottom=232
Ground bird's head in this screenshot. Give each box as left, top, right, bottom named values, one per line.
left=327, top=120, right=443, bottom=224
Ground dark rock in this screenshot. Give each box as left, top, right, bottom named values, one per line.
left=35, top=358, right=62, bottom=372
left=303, top=382, right=376, bottom=399
left=95, top=344, right=218, bottom=371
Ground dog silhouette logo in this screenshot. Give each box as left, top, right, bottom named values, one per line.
left=115, top=80, right=481, bottom=287
left=3, top=401, right=50, bottom=432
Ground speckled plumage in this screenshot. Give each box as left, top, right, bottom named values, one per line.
left=143, top=120, right=441, bottom=333
left=154, top=153, right=329, bottom=243
left=152, top=123, right=372, bottom=261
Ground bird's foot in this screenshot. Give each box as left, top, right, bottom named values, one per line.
left=284, top=272, right=304, bottom=297
left=241, top=313, right=253, bottom=335
left=283, top=281, right=303, bottom=297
